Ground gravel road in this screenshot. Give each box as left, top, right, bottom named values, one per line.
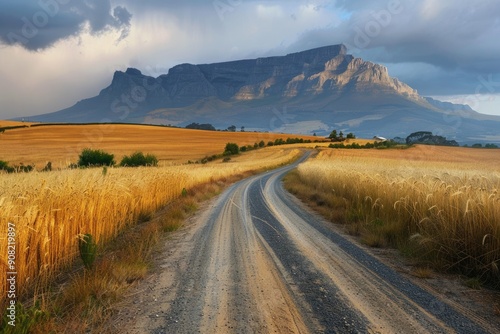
left=121, top=152, right=495, bottom=334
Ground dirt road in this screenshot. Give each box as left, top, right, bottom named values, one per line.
left=118, top=153, right=495, bottom=333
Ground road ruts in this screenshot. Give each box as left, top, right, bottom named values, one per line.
left=154, top=152, right=492, bottom=334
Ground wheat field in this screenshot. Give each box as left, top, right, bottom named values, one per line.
left=0, top=121, right=312, bottom=306
left=0, top=123, right=318, bottom=168
left=0, top=146, right=302, bottom=302
left=292, top=146, right=500, bottom=284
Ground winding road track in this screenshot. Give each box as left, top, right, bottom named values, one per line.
left=132, top=152, right=493, bottom=334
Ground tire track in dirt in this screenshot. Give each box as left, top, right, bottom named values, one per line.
left=155, top=176, right=311, bottom=333
left=146, top=152, right=492, bottom=334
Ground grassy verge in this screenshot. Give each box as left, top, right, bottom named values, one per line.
left=1, top=150, right=302, bottom=333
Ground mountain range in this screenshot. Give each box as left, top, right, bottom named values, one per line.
left=25, top=44, right=500, bottom=143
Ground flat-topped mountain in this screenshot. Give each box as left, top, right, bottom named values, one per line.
left=26, top=45, right=500, bottom=143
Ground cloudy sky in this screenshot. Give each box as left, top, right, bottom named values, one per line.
left=1, top=0, right=500, bottom=120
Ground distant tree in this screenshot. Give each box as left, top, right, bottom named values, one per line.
left=228, top=125, right=237, bottom=132
left=274, top=138, right=285, bottom=145
left=313, top=132, right=317, bottom=137
left=472, top=143, right=483, bottom=148
left=406, top=131, right=458, bottom=146
left=339, top=131, right=344, bottom=140
left=185, top=122, right=216, bottom=131
left=241, top=126, right=245, bottom=132
left=329, top=130, right=339, bottom=141
left=485, top=143, right=499, bottom=149
left=258, top=140, right=265, bottom=148
left=406, top=131, right=433, bottom=145
left=346, top=132, right=356, bottom=139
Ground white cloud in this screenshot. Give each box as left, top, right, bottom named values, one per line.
left=420, top=0, right=446, bottom=20
left=256, top=4, right=285, bottom=19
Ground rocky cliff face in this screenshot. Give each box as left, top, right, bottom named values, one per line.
left=27, top=44, right=500, bottom=143
left=98, top=44, right=423, bottom=107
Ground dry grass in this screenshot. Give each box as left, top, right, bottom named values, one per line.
left=410, top=267, right=434, bottom=279
left=286, top=146, right=500, bottom=286
left=0, top=123, right=318, bottom=168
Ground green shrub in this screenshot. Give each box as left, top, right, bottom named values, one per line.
left=78, top=233, right=97, bottom=270
left=78, top=148, right=115, bottom=167
left=274, top=138, right=285, bottom=145
left=120, top=152, right=158, bottom=167
left=1, top=301, right=49, bottom=334
left=259, top=140, right=265, bottom=148
left=0, top=160, right=14, bottom=173
left=329, top=140, right=405, bottom=150
left=223, top=143, right=239, bottom=155
left=15, top=164, right=34, bottom=173
left=0, top=161, right=32, bottom=173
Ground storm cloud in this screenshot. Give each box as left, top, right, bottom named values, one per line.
left=0, top=0, right=131, bottom=50
left=285, top=0, right=500, bottom=95
left=0, top=0, right=499, bottom=119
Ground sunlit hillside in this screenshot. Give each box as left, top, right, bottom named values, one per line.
left=0, top=123, right=320, bottom=168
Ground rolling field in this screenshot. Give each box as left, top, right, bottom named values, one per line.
left=0, top=123, right=319, bottom=168
left=0, top=122, right=319, bottom=314
left=286, top=145, right=500, bottom=285
left=2, top=121, right=499, bottom=330
left=0, top=120, right=35, bottom=128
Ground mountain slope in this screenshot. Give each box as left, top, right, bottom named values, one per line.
left=26, top=45, right=500, bottom=143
